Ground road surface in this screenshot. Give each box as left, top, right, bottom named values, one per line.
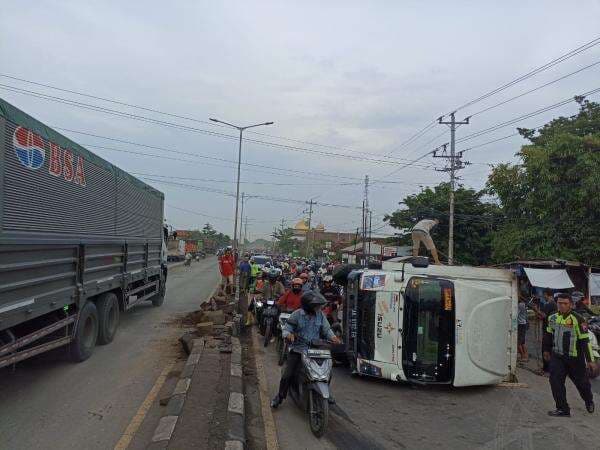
left=0, top=258, right=219, bottom=450
left=257, top=330, right=599, bottom=450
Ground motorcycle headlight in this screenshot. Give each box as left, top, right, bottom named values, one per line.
left=302, top=354, right=332, bottom=381
left=255, top=301, right=263, bottom=308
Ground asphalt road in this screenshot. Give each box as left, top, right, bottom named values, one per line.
left=0, top=258, right=219, bottom=450
left=259, top=332, right=599, bottom=450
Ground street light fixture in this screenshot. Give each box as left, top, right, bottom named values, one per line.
left=209, top=117, right=274, bottom=309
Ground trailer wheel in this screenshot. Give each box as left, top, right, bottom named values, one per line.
left=97, top=292, right=120, bottom=345
left=152, top=274, right=167, bottom=307
left=70, top=301, right=98, bottom=362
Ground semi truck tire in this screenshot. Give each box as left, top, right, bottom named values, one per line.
left=70, top=301, right=99, bottom=362
left=96, top=292, right=120, bottom=345
left=152, top=274, right=166, bottom=307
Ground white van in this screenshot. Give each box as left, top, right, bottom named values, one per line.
left=341, top=257, right=518, bottom=387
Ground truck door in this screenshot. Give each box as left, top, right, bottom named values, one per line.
left=401, top=277, right=454, bottom=383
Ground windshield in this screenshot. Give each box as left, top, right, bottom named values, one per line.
left=402, top=277, right=454, bottom=383
left=252, top=256, right=270, bottom=265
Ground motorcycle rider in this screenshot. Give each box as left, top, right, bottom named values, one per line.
left=271, top=291, right=341, bottom=409
left=573, top=291, right=594, bottom=318
left=320, top=275, right=341, bottom=323
left=259, top=269, right=286, bottom=300
left=277, top=278, right=304, bottom=312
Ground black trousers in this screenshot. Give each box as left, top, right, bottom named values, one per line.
left=549, top=354, right=593, bottom=412
left=278, top=351, right=302, bottom=399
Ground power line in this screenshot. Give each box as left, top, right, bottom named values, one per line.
left=468, top=59, right=600, bottom=118
left=0, top=83, right=441, bottom=167
left=451, top=35, right=600, bottom=114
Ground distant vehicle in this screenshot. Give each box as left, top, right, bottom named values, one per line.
left=339, top=256, right=518, bottom=387
left=250, top=254, right=272, bottom=269
left=0, top=98, right=168, bottom=369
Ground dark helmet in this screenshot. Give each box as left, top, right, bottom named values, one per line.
left=571, top=291, right=585, bottom=304
left=301, top=290, right=327, bottom=314
left=268, top=269, right=279, bottom=280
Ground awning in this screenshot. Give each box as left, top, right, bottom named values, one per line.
left=523, top=268, right=574, bottom=289
left=590, top=273, right=600, bottom=297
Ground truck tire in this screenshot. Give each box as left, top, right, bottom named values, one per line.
left=152, top=274, right=166, bottom=307
left=70, top=301, right=98, bottom=362
left=96, top=292, right=120, bottom=345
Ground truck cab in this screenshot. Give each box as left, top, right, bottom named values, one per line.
left=343, top=257, right=517, bottom=387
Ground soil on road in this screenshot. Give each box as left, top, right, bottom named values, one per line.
left=0, top=258, right=219, bottom=450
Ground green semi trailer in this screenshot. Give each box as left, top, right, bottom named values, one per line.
left=0, top=98, right=168, bottom=368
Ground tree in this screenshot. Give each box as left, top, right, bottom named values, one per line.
left=271, top=227, right=298, bottom=255
left=385, top=183, right=502, bottom=265
left=487, top=98, right=600, bottom=265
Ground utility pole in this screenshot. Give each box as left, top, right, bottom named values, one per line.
left=368, top=210, right=372, bottom=262
left=239, top=192, right=245, bottom=255
left=362, top=175, right=369, bottom=266
left=243, top=217, right=248, bottom=252
left=278, top=218, right=286, bottom=253
left=305, top=199, right=314, bottom=258
left=436, top=111, right=470, bottom=264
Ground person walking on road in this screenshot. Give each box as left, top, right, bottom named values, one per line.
left=218, top=247, right=235, bottom=295
left=239, top=257, right=251, bottom=292
left=543, top=292, right=595, bottom=417
left=411, top=218, right=441, bottom=264
left=518, top=297, right=529, bottom=362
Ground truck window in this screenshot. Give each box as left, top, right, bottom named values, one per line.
left=402, top=277, right=454, bottom=383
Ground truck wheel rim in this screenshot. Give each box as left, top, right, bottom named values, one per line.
left=107, top=303, right=118, bottom=334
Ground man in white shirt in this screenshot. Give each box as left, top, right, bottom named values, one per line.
left=411, top=219, right=441, bottom=264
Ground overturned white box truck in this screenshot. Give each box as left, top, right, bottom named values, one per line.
left=341, top=257, right=518, bottom=387
left=0, top=98, right=168, bottom=368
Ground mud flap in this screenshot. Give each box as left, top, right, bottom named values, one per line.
left=308, top=381, right=330, bottom=399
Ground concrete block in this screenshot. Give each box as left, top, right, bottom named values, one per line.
left=196, top=322, right=214, bottom=336
left=225, top=440, right=244, bottom=450
left=191, top=338, right=205, bottom=353
left=227, top=411, right=246, bottom=441
left=231, top=351, right=242, bottom=365
left=166, top=394, right=186, bottom=416
left=231, top=363, right=242, bottom=378
left=203, top=310, right=226, bottom=325
left=186, top=353, right=201, bottom=366
left=228, top=392, right=245, bottom=415
left=152, top=416, right=178, bottom=442
left=172, top=378, right=191, bottom=395
left=180, top=363, right=195, bottom=379
left=179, top=332, right=195, bottom=355
left=230, top=374, right=243, bottom=394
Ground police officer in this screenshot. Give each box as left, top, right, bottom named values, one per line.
left=543, top=292, right=595, bottom=417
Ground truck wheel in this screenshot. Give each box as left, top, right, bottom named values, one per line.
left=70, top=301, right=98, bottom=362
left=152, top=275, right=166, bottom=307
left=97, top=292, right=120, bottom=345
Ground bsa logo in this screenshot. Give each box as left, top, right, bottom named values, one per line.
left=13, top=126, right=86, bottom=186
left=13, top=126, right=45, bottom=170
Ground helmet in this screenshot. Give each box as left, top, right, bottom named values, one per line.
left=291, top=277, right=303, bottom=287
left=301, top=290, right=327, bottom=313
left=268, top=269, right=279, bottom=280
left=299, top=273, right=309, bottom=280
left=571, top=291, right=585, bottom=304
left=323, top=275, right=333, bottom=283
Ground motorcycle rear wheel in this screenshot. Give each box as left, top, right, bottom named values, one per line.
left=308, top=390, right=329, bottom=438
left=278, top=341, right=288, bottom=366
left=264, top=319, right=273, bottom=347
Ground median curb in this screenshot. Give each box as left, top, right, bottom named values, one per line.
left=225, top=336, right=246, bottom=449
left=147, top=338, right=205, bottom=450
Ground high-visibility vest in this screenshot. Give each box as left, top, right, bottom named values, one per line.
left=546, top=312, right=591, bottom=358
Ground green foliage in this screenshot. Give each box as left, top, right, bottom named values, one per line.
left=385, top=183, right=502, bottom=265
left=487, top=99, right=600, bottom=265
left=271, top=226, right=299, bottom=255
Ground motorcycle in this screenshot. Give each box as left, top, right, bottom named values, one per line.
left=252, top=296, right=265, bottom=330
left=289, top=340, right=333, bottom=438
left=262, top=299, right=278, bottom=347
left=276, top=311, right=292, bottom=366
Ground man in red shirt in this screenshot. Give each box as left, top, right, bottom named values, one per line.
left=277, top=278, right=303, bottom=312
left=219, top=248, right=235, bottom=294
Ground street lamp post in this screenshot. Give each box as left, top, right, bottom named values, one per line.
left=209, top=118, right=273, bottom=311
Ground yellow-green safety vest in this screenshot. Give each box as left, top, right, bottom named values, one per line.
left=546, top=312, right=591, bottom=358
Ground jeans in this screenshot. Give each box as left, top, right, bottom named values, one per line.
left=277, top=351, right=302, bottom=399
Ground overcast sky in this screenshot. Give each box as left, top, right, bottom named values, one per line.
left=2, top=1, right=600, bottom=240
